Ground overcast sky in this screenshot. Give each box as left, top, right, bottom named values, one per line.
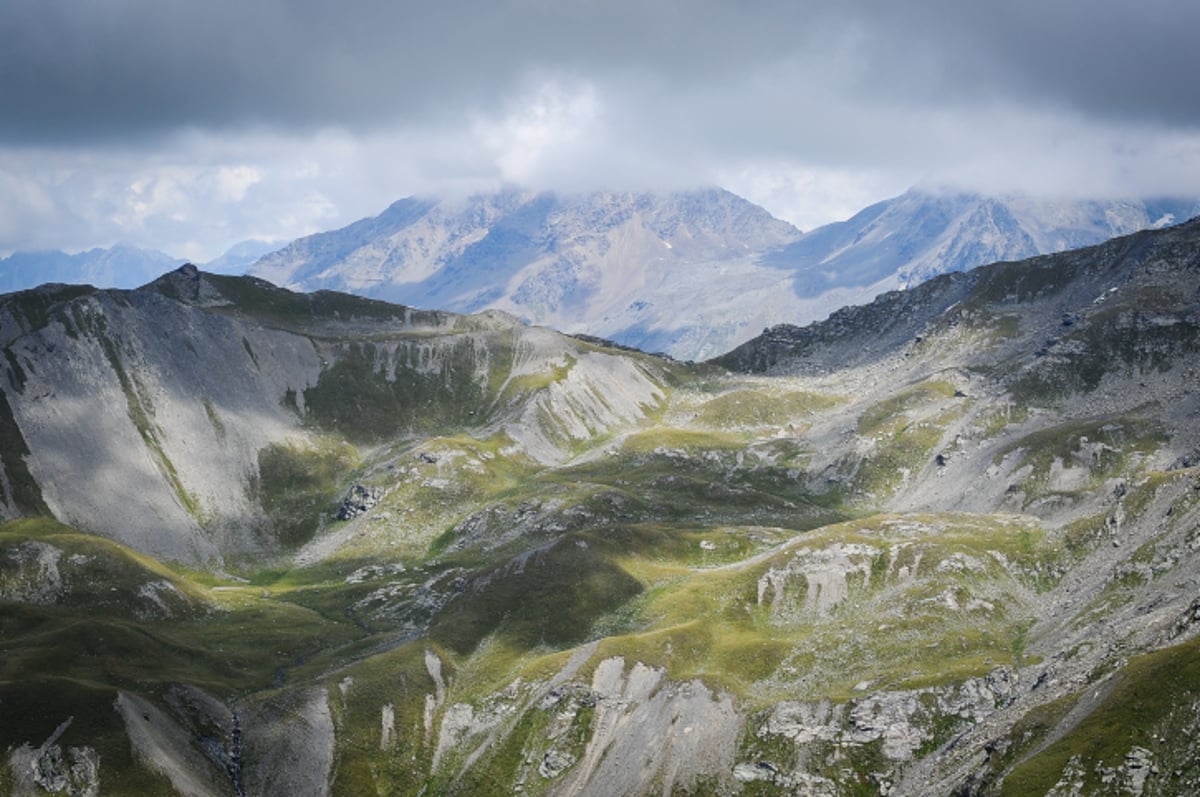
left=2, top=0, right=1199, bottom=261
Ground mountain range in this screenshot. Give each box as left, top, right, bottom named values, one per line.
left=7, top=187, right=1191, bottom=363
left=0, top=245, right=185, bottom=294
left=0, top=239, right=279, bottom=295
left=3, top=214, right=1200, bottom=794
left=250, top=187, right=1198, bottom=360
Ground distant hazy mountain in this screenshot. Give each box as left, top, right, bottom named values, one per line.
left=0, top=245, right=184, bottom=293
left=250, top=187, right=1200, bottom=360
left=200, top=239, right=284, bottom=276
left=770, top=188, right=1200, bottom=297
left=9, top=190, right=1192, bottom=361
left=250, top=187, right=805, bottom=360
left=0, top=241, right=275, bottom=295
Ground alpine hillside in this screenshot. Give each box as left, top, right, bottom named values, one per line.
left=4, top=215, right=1200, bottom=795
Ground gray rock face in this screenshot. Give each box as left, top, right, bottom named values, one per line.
left=0, top=267, right=666, bottom=563
left=8, top=719, right=101, bottom=797
left=752, top=668, right=1018, bottom=787
left=0, top=540, right=64, bottom=603
left=0, top=282, right=323, bottom=562
left=336, top=484, right=383, bottom=520
left=115, top=691, right=230, bottom=797
left=239, top=687, right=334, bottom=797
left=552, top=657, right=741, bottom=797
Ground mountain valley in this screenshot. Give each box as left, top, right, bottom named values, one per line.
left=3, top=215, right=1200, bottom=795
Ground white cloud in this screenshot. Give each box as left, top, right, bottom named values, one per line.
left=472, top=80, right=601, bottom=185
left=717, top=163, right=914, bottom=230
left=6, top=0, right=1200, bottom=264
left=213, top=165, right=262, bottom=202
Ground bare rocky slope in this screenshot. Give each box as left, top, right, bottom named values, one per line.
left=3, top=217, right=1200, bottom=795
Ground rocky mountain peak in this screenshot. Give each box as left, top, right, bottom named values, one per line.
left=241, top=186, right=1198, bottom=361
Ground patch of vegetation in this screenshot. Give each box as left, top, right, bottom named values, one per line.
left=206, top=275, right=437, bottom=330
left=1010, top=308, right=1200, bottom=403
left=0, top=386, right=49, bottom=514
left=430, top=537, right=643, bottom=655
left=591, top=517, right=1021, bottom=701
left=693, top=388, right=844, bottom=429
left=303, top=340, right=493, bottom=440
left=1061, top=512, right=1108, bottom=560
left=1075, top=314, right=1194, bottom=388
left=2, top=592, right=365, bottom=700
left=618, top=426, right=748, bottom=454
left=497, top=353, right=576, bottom=400
left=857, top=379, right=958, bottom=438
left=2, top=346, right=27, bottom=392
left=0, top=520, right=366, bottom=695
left=1001, top=636, right=1200, bottom=796
left=979, top=313, right=1022, bottom=341
left=963, top=256, right=1078, bottom=309
left=0, top=284, right=96, bottom=336
left=977, top=401, right=1030, bottom=439
left=344, top=433, right=541, bottom=562
left=256, top=438, right=360, bottom=546
left=991, top=417, right=1165, bottom=504
left=0, top=678, right=177, bottom=795
left=543, top=442, right=845, bottom=533
left=0, top=518, right=211, bottom=616
left=851, top=421, right=945, bottom=499
left=242, top=337, right=260, bottom=368
left=324, top=644, right=440, bottom=795
left=201, top=396, right=226, bottom=443
left=959, top=692, right=1076, bottom=794
left=434, top=686, right=558, bottom=796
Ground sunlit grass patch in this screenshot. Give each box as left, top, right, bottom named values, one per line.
left=693, top=388, right=844, bottom=429
left=1001, top=636, right=1200, bottom=796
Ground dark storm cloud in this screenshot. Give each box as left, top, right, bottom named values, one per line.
left=3, top=0, right=1200, bottom=260
left=849, top=1, right=1200, bottom=127
left=4, top=0, right=1199, bottom=145
left=0, top=0, right=810, bottom=142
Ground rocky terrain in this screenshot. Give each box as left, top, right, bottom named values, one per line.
left=2, top=215, right=1200, bottom=795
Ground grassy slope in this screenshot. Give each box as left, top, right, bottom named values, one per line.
left=997, top=636, right=1200, bottom=796
left=0, top=353, right=1161, bottom=793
